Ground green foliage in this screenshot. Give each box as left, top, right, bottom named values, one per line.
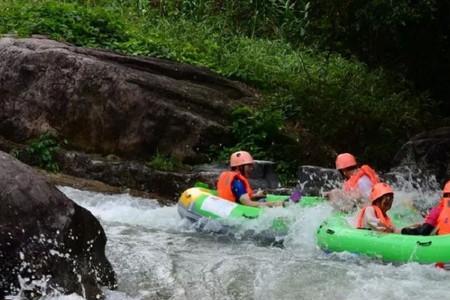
left=0, top=0, right=442, bottom=177
left=24, top=133, right=62, bottom=172
left=147, top=152, right=182, bottom=172
left=230, top=106, right=284, bottom=157
left=212, top=105, right=303, bottom=181
left=0, top=0, right=129, bottom=48
left=302, top=0, right=450, bottom=115
left=213, top=106, right=280, bottom=161
left=270, top=54, right=433, bottom=167
left=148, top=0, right=311, bottom=41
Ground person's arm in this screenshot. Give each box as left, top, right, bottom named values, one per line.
left=363, top=207, right=394, bottom=232
left=401, top=223, right=435, bottom=235
left=401, top=204, right=441, bottom=235
left=239, top=193, right=279, bottom=207
left=326, top=179, right=368, bottom=207
left=232, top=179, right=280, bottom=207
left=252, top=189, right=267, bottom=200
left=423, top=204, right=442, bottom=227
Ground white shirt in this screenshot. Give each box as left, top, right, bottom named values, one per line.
left=357, top=175, right=373, bottom=199
left=356, top=206, right=395, bottom=232
left=357, top=206, right=381, bottom=229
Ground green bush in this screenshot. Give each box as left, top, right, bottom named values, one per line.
left=0, top=0, right=129, bottom=48
left=147, top=0, right=311, bottom=41
left=0, top=0, right=438, bottom=177
left=212, top=106, right=283, bottom=161
left=147, top=152, right=182, bottom=172
left=274, top=56, right=432, bottom=167
left=13, top=133, right=60, bottom=172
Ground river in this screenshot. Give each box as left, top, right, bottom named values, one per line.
left=32, top=183, right=450, bottom=300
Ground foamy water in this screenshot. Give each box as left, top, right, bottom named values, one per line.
left=34, top=182, right=445, bottom=300
left=9, top=179, right=448, bottom=300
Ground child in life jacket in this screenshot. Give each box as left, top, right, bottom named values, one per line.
left=401, top=180, right=450, bottom=236
left=216, top=151, right=282, bottom=207
left=356, top=182, right=397, bottom=233
left=325, top=153, right=379, bottom=211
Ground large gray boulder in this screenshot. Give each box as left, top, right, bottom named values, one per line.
left=393, top=127, right=450, bottom=186
left=0, top=151, right=116, bottom=299
left=296, top=165, right=341, bottom=195
left=0, top=37, right=254, bottom=163
left=192, top=160, right=281, bottom=189
left=54, top=151, right=281, bottom=201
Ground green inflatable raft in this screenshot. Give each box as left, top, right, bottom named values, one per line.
left=316, top=212, right=450, bottom=264
left=178, top=187, right=323, bottom=240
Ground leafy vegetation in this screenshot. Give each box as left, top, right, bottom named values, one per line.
left=0, top=0, right=445, bottom=179
left=146, top=152, right=183, bottom=172
left=303, top=0, right=450, bottom=110
left=14, top=133, right=63, bottom=172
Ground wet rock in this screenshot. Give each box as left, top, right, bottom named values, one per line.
left=296, top=165, right=341, bottom=195
left=296, top=128, right=450, bottom=196
left=43, top=171, right=164, bottom=201
left=0, top=151, right=116, bottom=299
left=192, top=160, right=281, bottom=190
left=250, top=160, right=280, bottom=189
left=296, top=163, right=441, bottom=202
left=54, top=150, right=205, bottom=202
left=52, top=151, right=281, bottom=202
left=0, top=37, right=255, bottom=163
left=295, top=165, right=399, bottom=196
left=393, top=127, right=450, bottom=186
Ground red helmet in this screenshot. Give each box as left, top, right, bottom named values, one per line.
left=230, top=151, right=254, bottom=167
left=370, top=182, right=394, bottom=203
left=443, top=180, right=450, bottom=196
left=335, top=153, right=357, bottom=170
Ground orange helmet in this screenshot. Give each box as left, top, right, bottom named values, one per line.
left=443, top=180, right=450, bottom=196
left=370, top=182, right=394, bottom=203
left=335, top=153, right=357, bottom=170
left=230, top=151, right=254, bottom=167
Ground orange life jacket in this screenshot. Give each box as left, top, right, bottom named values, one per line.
left=216, top=171, right=253, bottom=202
left=437, top=197, right=450, bottom=235
left=344, top=164, right=379, bottom=192
left=356, top=205, right=393, bottom=229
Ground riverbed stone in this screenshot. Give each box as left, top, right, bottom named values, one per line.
left=52, top=151, right=281, bottom=202
left=296, top=165, right=341, bottom=195
left=393, top=126, right=450, bottom=186
left=0, top=37, right=254, bottom=163
left=0, top=151, right=116, bottom=299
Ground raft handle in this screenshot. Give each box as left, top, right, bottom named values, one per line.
left=326, top=229, right=335, bottom=235
left=416, top=241, right=432, bottom=247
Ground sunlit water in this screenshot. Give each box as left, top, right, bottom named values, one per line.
left=15, top=178, right=450, bottom=300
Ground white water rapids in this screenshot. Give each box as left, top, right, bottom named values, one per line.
left=18, top=182, right=450, bottom=300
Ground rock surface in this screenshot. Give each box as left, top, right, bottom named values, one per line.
left=296, top=165, right=341, bottom=195
left=297, top=127, right=450, bottom=195
left=53, top=150, right=281, bottom=202
left=393, top=127, right=450, bottom=186
left=0, top=37, right=255, bottom=163
left=0, top=136, right=281, bottom=202
left=0, top=151, right=116, bottom=299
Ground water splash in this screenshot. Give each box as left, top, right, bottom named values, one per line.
left=22, top=169, right=449, bottom=300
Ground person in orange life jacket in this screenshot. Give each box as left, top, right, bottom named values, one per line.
left=216, top=151, right=282, bottom=208
left=324, top=153, right=379, bottom=209
left=356, top=182, right=397, bottom=233
left=401, top=180, right=450, bottom=236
